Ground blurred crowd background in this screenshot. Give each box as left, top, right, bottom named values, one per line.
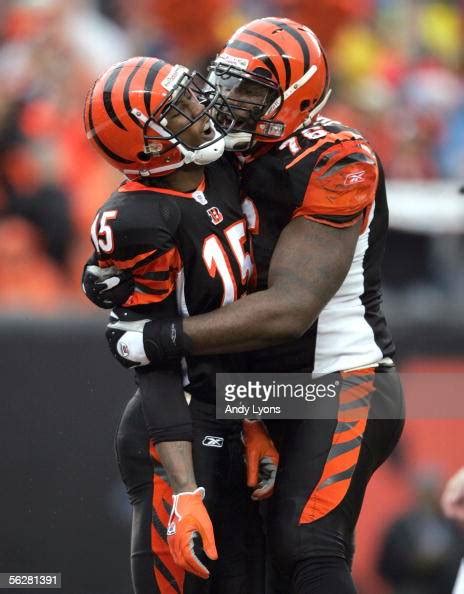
left=1, top=1, right=463, bottom=593
left=0, top=0, right=462, bottom=312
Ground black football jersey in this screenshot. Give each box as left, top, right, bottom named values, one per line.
left=239, top=115, right=395, bottom=374
left=90, top=158, right=253, bottom=401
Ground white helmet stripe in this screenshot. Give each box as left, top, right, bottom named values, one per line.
left=282, top=64, right=318, bottom=101
left=265, top=65, right=318, bottom=117
left=131, top=108, right=171, bottom=138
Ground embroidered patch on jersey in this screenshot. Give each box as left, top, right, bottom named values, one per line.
left=344, top=171, right=366, bottom=185
left=207, top=207, right=224, bottom=225
left=202, top=436, right=224, bottom=447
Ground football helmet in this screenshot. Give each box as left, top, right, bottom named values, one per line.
left=84, top=57, right=235, bottom=178
left=209, top=18, right=331, bottom=150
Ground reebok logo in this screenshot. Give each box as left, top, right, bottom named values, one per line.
left=167, top=522, right=176, bottom=536
left=344, top=171, right=365, bottom=185
left=202, top=436, right=224, bottom=448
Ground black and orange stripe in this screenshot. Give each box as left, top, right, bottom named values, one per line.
left=123, top=58, right=146, bottom=129
left=241, top=28, right=291, bottom=89
left=227, top=38, right=280, bottom=82
left=267, top=18, right=310, bottom=72
left=223, top=17, right=329, bottom=107
left=103, top=64, right=127, bottom=131
left=86, top=78, right=133, bottom=164
left=84, top=57, right=169, bottom=170
left=149, top=444, right=184, bottom=594
left=143, top=59, right=167, bottom=115
left=97, top=246, right=182, bottom=306
left=130, top=247, right=182, bottom=306
left=299, top=369, right=375, bottom=524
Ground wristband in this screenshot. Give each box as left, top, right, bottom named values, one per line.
left=143, top=318, right=192, bottom=362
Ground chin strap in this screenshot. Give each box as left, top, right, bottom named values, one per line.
left=179, top=129, right=225, bottom=165
left=225, top=132, right=255, bottom=152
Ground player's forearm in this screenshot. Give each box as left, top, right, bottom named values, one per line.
left=157, top=441, right=198, bottom=493
left=137, top=368, right=193, bottom=442
left=183, top=285, right=313, bottom=355
left=182, top=218, right=360, bottom=356
left=136, top=369, right=198, bottom=493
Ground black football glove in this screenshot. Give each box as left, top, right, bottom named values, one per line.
left=82, top=265, right=134, bottom=309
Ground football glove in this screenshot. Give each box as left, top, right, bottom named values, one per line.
left=105, top=310, right=151, bottom=368
left=167, top=487, right=218, bottom=579
left=105, top=311, right=187, bottom=369
left=82, top=264, right=134, bottom=309
left=242, top=419, right=279, bottom=501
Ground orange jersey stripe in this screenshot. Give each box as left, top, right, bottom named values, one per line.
left=98, top=248, right=157, bottom=270
left=120, top=177, right=206, bottom=198
left=134, top=277, right=174, bottom=291
left=135, top=247, right=181, bottom=274
left=124, top=290, right=173, bottom=307
left=285, top=137, right=328, bottom=169
left=302, top=212, right=364, bottom=229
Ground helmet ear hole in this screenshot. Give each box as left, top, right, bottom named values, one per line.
left=300, top=100, right=311, bottom=111
left=137, top=151, right=151, bottom=162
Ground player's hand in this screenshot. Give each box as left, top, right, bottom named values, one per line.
left=82, top=264, right=134, bottom=309
left=105, top=311, right=151, bottom=368
left=167, top=487, right=218, bottom=579
left=242, top=420, right=279, bottom=500
left=106, top=312, right=186, bottom=369
left=441, top=467, right=464, bottom=527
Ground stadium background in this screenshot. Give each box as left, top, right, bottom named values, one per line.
left=0, top=0, right=463, bottom=592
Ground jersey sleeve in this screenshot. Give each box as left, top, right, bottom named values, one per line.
left=91, top=194, right=182, bottom=307
left=290, top=139, right=379, bottom=229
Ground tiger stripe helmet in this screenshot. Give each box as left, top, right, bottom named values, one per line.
left=210, top=18, right=331, bottom=150
left=84, top=57, right=234, bottom=179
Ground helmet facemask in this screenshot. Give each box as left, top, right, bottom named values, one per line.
left=209, top=63, right=283, bottom=151
left=136, top=69, right=235, bottom=167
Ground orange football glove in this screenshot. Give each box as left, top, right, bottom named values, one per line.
left=167, top=487, right=218, bottom=579
left=242, top=420, right=279, bottom=501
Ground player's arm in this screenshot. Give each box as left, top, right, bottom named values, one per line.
left=84, top=197, right=196, bottom=448
left=106, top=141, right=377, bottom=356
left=182, top=215, right=361, bottom=353
left=87, top=197, right=216, bottom=577
left=82, top=252, right=134, bottom=309
left=178, top=140, right=377, bottom=354
left=104, top=218, right=360, bottom=356
left=111, top=216, right=361, bottom=358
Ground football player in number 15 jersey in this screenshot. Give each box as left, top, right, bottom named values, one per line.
left=82, top=57, right=275, bottom=594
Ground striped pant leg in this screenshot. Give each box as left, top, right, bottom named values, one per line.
left=116, top=391, right=184, bottom=594
left=266, top=368, right=404, bottom=584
